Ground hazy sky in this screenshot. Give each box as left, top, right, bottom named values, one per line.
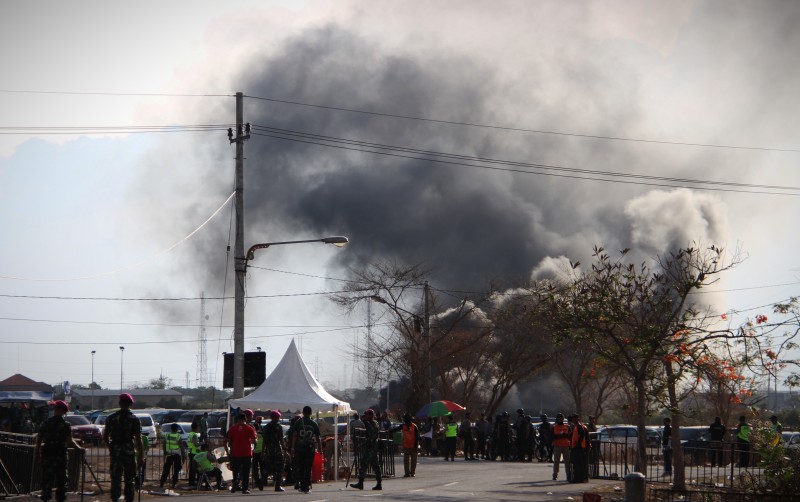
left=1, top=0, right=798, bottom=397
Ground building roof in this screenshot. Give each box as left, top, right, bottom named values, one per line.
left=0, top=373, right=54, bottom=392
left=70, top=389, right=183, bottom=397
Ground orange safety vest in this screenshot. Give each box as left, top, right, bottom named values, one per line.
left=571, top=423, right=589, bottom=449
left=552, top=423, right=572, bottom=447
left=402, top=423, right=418, bottom=449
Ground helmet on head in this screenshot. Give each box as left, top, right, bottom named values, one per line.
left=501, top=411, right=509, bottom=418
left=517, top=408, right=524, bottom=415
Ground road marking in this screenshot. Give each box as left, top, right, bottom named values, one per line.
left=409, top=489, right=425, bottom=492
left=443, top=481, right=459, bottom=487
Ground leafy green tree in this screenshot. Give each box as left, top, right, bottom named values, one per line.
left=540, top=245, right=739, bottom=481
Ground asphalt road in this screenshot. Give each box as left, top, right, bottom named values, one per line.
left=133, top=457, right=624, bottom=502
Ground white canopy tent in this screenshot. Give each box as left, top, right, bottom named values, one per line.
left=228, top=339, right=350, bottom=480
left=229, top=339, right=350, bottom=413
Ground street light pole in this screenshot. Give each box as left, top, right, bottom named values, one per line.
left=232, top=236, right=349, bottom=399
left=119, top=346, right=125, bottom=392
left=91, top=350, right=96, bottom=410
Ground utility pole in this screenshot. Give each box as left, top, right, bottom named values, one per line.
left=424, top=281, right=431, bottom=403
left=231, top=92, right=251, bottom=399
left=197, top=291, right=208, bottom=387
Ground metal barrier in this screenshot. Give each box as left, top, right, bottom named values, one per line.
left=0, top=432, right=185, bottom=496
left=349, top=437, right=395, bottom=478
left=0, top=432, right=85, bottom=497
left=589, top=440, right=767, bottom=490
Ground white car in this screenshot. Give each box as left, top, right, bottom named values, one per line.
left=159, top=422, right=195, bottom=442
left=135, top=413, right=158, bottom=444
left=781, top=431, right=800, bottom=449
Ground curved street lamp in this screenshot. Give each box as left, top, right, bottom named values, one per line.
left=232, top=235, right=349, bottom=399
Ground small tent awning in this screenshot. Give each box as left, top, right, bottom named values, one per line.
left=0, top=391, right=53, bottom=403
left=229, top=339, right=350, bottom=413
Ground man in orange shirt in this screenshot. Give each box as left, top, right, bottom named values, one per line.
left=551, top=413, right=572, bottom=481
left=400, top=415, right=420, bottom=477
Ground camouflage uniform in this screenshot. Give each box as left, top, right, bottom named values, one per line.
left=38, top=415, right=72, bottom=502
left=105, top=409, right=142, bottom=502
left=262, top=422, right=286, bottom=490
left=357, top=418, right=382, bottom=482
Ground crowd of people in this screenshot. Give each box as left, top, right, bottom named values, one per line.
left=34, top=394, right=790, bottom=501
left=408, top=408, right=594, bottom=483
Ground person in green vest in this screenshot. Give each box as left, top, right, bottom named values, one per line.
left=160, top=424, right=183, bottom=489
left=251, top=415, right=266, bottom=490
left=735, top=415, right=752, bottom=468
left=186, top=422, right=201, bottom=486
left=136, top=433, right=149, bottom=489
left=193, top=443, right=225, bottom=490
left=444, top=414, right=459, bottom=461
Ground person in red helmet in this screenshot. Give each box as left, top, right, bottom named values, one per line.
left=35, top=401, right=83, bottom=502
left=263, top=411, right=287, bottom=491
left=104, top=394, right=143, bottom=502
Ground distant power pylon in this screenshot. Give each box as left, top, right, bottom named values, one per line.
left=196, top=291, right=209, bottom=387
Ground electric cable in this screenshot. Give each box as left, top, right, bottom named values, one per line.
left=250, top=131, right=800, bottom=196
left=243, top=93, right=800, bottom=154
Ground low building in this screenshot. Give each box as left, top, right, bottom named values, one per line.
left=71, top=389, right=183, bottom=410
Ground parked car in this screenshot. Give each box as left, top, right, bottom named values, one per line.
left=598, top=425, right=662, bottom=448
left=158, top=422, right=194, bottom=443
left=781, top=431, right=800, bottom=449
left=155, top=410, right=188, bottom=425
left=93, top=414, right=109, bottom=436
left=64, top=414, right=103, bottom=446
left=679, top=426, right=712, bottom=466
left=135, top=413, right=157, bottom=444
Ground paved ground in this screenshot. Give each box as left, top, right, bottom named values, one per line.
left=154, top=457, right=622, bottom=502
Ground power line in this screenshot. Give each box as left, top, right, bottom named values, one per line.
left=3, top=89, right=795, bottom=153
left=0, top=90, right=232, bottom=98
left=0, top=124, right=232, bottom=136
left=0, top=325, right=383, bottom=345
left=243, top=93, right=800, bottom=154
left=247, top=265, right=360, bottom=283
left=250, top=130, right=800, bottom=196
left=0, top=290, right=357, bottom=301
left=0, top=316, right=369, bottom=329
left=0, top=191, right=235, bottom=282
left=251, top=124, right=800, bottom=192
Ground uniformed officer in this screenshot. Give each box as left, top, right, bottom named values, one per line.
left=193, top=444, right=225, bottom=490
left=251, top=415, right=265, bottom=490
left=350, top=409, right=382, bottom=491
left=735, top=415, right=752, bottom=467
left=103, top=394, right=143, bottom=502
left=160, top=423, right=183, bottom=489
left=444, top=414, right=458, bottom=461
left=135, top=432, right=149, bottom=489
left=186, top=422, right=201, bottom=485
left=263, top=411, right=287, bottom=492
left=289, top=406, right=321, bottom=494
left=35, top=400, right=83, bottom=502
